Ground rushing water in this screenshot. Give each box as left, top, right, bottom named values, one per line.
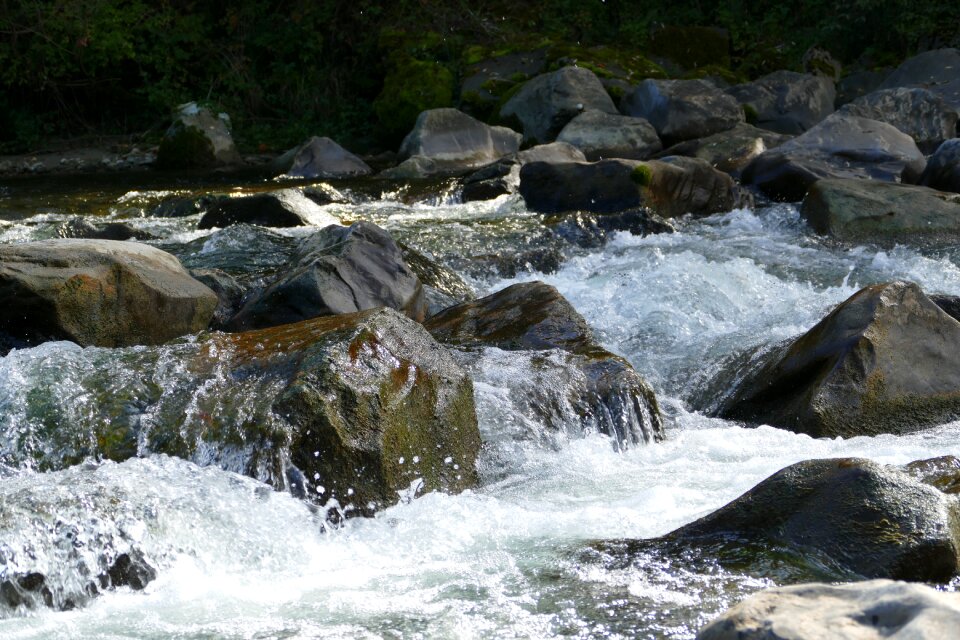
left=1, top=174, right=960, bottom=639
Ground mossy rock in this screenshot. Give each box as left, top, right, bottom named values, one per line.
left=682, top=64, right=747, bottom=86
left=544, top=44, right=667, bottom=83
left=156, top=125, right=216, bottom=170
left=649, top=26, right=731, bottom=71
left=374, top=58, right=455, bottom=145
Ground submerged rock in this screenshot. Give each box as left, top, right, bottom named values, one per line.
left=720, top=281, right=960, bottom=437
left=55, top=217, right=155, bottom=241
left=156, top=102, right=241, bottom=170
left=197, top=189, right=340, bottom=229
left=272, top=136, right=372, bottom=179
left=460, top=141, right=586, bottom=202
left=621, top=79, right=743, bottom=145
left=425, top=281, right=663, bottom=446
left=0, top=240, right=217, bottom=349
left=698, top=579, right=960, bottom=640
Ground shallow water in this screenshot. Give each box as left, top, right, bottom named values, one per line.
left=2, top=174, right=960, bottom=639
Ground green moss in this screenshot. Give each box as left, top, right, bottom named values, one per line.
left=649, top=26, right=731, bottom=71
left=682, top=64, right=747, bottom=85
left=373, top=58, right=455, bottom=145
left=544, top=44, right=667, bottom=82
left=605, top=84, right=626, bottom=102
left=742, top=103, right=759, bottom=125
left=156, top=125, right=215, bottom=170
left=631, top=164, right=653, bottom=187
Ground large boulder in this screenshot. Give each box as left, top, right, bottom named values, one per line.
left=656, top=122, right=792, bottom=176
left=556, top=110, right=661, bottom=160
left=838, top=87, right=958, bottom=154
left=156, top=102, right=241, bottom=169
left=272, top=136, right=372, bottom=179
left=742, top=113, right=926, bottom=201
left=800, top=178, right=960, bottom=245
left=460, top=142, right=586, bottom=202
left=459, top=50, right=548, bottom=121
left=878, top=48, right=960, bottom=111
left=519, top=156, right=747, bottom=217
left=836, top=69, right=889, bottom=106
left=621, top=79, right=743, bottom=146
left=919, top=139, right=960, bottom=194
left=698, top=579, right=960, bottom=640
left=226, top=221, right=427, bottom=331
left=197, top=189, right=340, bottom=229
left=666, top=458, right=960, bottom=582
left=499, top=66, right=618, bottom=145
left=727, top=71, right=836, bottom=134
left=425, top=281, right=663, bottom=446
left=0, top=240, right=217, bottom=349
left=384, top=108, right=521, bottom=178
left=720, top=281, right=960, bottom=437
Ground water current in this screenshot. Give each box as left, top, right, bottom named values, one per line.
left=1, top=173, right=959, bottom=638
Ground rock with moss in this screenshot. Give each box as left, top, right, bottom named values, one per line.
left=919, top=139, right=960, bottom=194
left=197, top=189, right=341, bottom=229
left=0, top=239, right=217, bottom=350
left=156, top=102, right=241, bottom=170
left=621, top=79, right=743, bottom=146
left=648, top=26, right=731, bottom=72
left=742, top=113, right=927, bottom=201
left=698, top=579, right=960, bottom=640
left=272, top=136, right=372, bottom=179
left=425, top=281, right=663, bottom=447
left=656, top=123, right=792, bottom=176
left=459, top=50, right=548, bottom=120
left=460, top=141, right=587, bottom=202
left=802, top=46, right=842, bottom=82
left=499, top=66, right=617, bottom=145
left=727, top=71, right=836, bottom=135
left=666, top=458, right=960, bottom=582
left=720, top=281, right=960, bottom=437
left=878, top=48, right=960, bottom=111
left=839, top=87, right=958, bottom=153
left=226, top=221, right=427, bottom=331
left=373, top=58, right=455, bottom=145
left=800, top=178, right=960, bottom=245
left=519, top=157, right=747, bottom=217
left=556, top=109, right=661, bottom=160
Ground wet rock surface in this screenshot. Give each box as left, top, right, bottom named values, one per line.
left=655, top=122, right=792, bottom=176
left=556, top=110, right=661, bottom=161
left=838, top=87, right=958, bottom=154
left=197, top=189, right=340, bottom=229
left=272, top=136, right=372, bottom=179
left=621, top=79, right=743, bottom=146
left=919, top=139, right=960, bottom=194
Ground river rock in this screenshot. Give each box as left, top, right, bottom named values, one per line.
left=742, top=113, right=926, bottom=201
left=720, top=281, right=960, bottom=437
left=919, top=139, right=960, bottom=194
left=197, top=189, right=340, bottom=229
left=878, top=48, right=960, bottom=111
left=697, top=579, right=960, bottom=640
left=425, top=281, right=663, bottom=446
left=656, top=123, right=792, bottom=176
left=461, top=142, right=586, bottom=202
left=836, top=69, right=889, bottom=106
left=621, top=79, right=743, bottom=146
left=189, top=268, right=246, bottom=330
left=556, top=110, right=661, bottom=160
left=800, top=178, right=960, bottom=244
left=666, top=458, right=960, bottom=582
left=397, top=242, right=474, bottom=316
left=226, top=221, right=426, bottom=330
left=272, top=136, right=372, bottom=179
left=904, top=456, right=960, bottom=495
left=156, top=102, right=241, bottom=169
left=838, top=87, right=958, bottom=153
left=56, top=217, right=155, bottom=241
left=728, top=71, right=836, bottom=135
left=0, top=240, right=217, bottom=349
left=802, top=46, right=842, bottom=82
left=519, top=156, right=746, bottom=217
left=499, top=66, right=618, bottom=145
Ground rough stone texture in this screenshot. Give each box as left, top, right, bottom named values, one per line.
left=668, top=458, right=960, bottom=582
left=904, top=456, right=960, bottom=495
left=272, top=136, right=372, bottom=179
left=156, top=102, right=241, bottom=169
left=460, top=142, right=587, bottom=202
left=878, top=48, right=960, bottom=111
left=698, top=579, right=960, bottom=640
left=397, top=242, right=475, bottom=316
left=728, top=71, right=836, bottom=135
left=836, top=69, right=889, bottom=106
left=556, top=110, right=662, bottom=160
left=189, top=267, right=246, bottom=330
left=519, top=157, right=746, bottom=217
left=425, top=281, right=663, bottom=446
left=621, top=79, right=743, bottom=145
left=656, top=123, right=792, bottom=176
left=721, top=281, right=960, bottom=437
left=401, top=108, right=520, bottom=166
left=500, top=66, right=618, bottom=145
left=197, top=189, right=341, bottom=229
left=226, top=221, right=427, bottom=331
left=801, top=178, right=960, bottom=245
left=839, top=88, right=958, bottom=153
left=919, top=139, right=960, bottom=194
left=459, top=50, right=547, bottom=120
left=0, top=240, right=217, bottom=348
left=742, top=113, right=927, bottom=201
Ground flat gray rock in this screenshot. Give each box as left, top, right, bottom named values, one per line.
left=557, top=109, right=661, bottom=160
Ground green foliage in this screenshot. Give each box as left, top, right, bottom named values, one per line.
left=373, top=58, right=455, bottom=145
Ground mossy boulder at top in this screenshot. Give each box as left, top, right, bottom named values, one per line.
left=698, top=579, right=960, bottom=640
left=226, top=221, right=427, bottom=331
left=721, top=281, right=960, bottom=437
left=156, top=102, right=241, bottom=170
left=425, top=281, right=663, bottom=446
left=374, top=58, right=455, bottom=145
left=500, top=66, right=617, bottom=145
left=666, top=458, right=960, bottom=582
left=0, top=239, right=217, bottom=349
left=919, top=139, right=960, bottom=194
left=621, top=79, right=743, bottom=146
left=648, top=26, right=730, bottom=71
left=800, top=178, right=960, bottom=245
left=271, top=136, right=372, bottom=179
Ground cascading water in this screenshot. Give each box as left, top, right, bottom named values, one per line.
left=1, top=176, right=959, bottom=639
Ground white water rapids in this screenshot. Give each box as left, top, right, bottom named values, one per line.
left=1, top=183, right=959, bottom=639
